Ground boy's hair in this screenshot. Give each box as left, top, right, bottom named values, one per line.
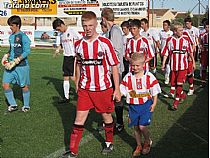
left=101, top=8, right=114, bottom=22
left=140, top=18, right=149, bottom=24
left=7, top=15, right=21, bottom=28
left=130, top=19, right=141, bottom=28
left=121, top=21, right=130, bottom=28
left=163, top=20, right=171, bottom=26
left=171, top=22, right=183, bottom=31
left=100, top=21, right=107, bottom=28
left=52, top=18, right=65, bottom=30
left=81, top=11, right=97, bottom=22
left=131, top=52, right=145, bottom=63
left=184, top=16, right=192, bottom=23
left=204, top=20, right=209, bottom=27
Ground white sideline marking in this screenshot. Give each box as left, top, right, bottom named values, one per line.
left=175, top=123, right=208, bottom=144
left=44, top=131, right=102, bottom=158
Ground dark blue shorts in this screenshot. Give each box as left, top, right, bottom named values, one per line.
left=128, top=99, right=153, bottom=127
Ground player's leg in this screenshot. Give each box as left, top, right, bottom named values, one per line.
left=187, top=61, right=194, bottom=95
left=133, top=126, right=143, bottom=157
left=2, top=70, right=18, bottom=112
left=21, top=85, right=30, bottom=112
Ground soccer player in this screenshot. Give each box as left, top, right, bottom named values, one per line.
left=121, top=20, right=133, bottom=77
left=52, top=19, right=82, bottom=104
left=161, top=22, right=196, bottom=110
left=62, top=11, right=121, bottom=158
left=101, top=7, right=125, bottom=133
left=140, top=18, right=160, bottom=75
left=125, top=19, right=154, bottom=71
left=159, top=20, right=173, bottom=84
left=184, top=17, right=200, bottom=95
left=199, top=21, right=209, bottom=87
left=120, top=52, right=161, bottom=156
left=1, top=15, right=31, bottom=112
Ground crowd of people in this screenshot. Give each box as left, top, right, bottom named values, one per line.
left=1, top=7, right=208, bottom=158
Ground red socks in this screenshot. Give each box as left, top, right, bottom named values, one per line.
left=70, top=124, right=84, bottom=154
left=104, top=122, right=114, bottom=143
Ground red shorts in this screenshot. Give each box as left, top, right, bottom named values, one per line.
left=170, top=70, right=187, bottom=86
left=77, top=88, right=114, bottom=113
left=200, top=51, right=209, bottom=68
left=187, top=61, right=193, bottom=74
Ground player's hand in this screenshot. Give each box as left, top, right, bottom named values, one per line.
left=5, top=61, right=16, bottom=70
left=150, top=104, right=155, bottom=112
left=53, top=49, right=60, bottom=58
left=113, top=89, right=121, bottom=102
left=1, top=53, right=9, bottom=66
left=193, top=62, right=196, bottom=70
left=14, top=57, right=20, bottom=64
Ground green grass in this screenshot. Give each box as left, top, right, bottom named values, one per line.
left=0, top=47, right=208, bottom=158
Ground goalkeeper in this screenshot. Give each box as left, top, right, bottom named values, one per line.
left=1, top=15, right=31, bottom=112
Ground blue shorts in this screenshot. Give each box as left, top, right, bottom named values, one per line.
left=128, top=99, right=153, bottom=127
left=2, top=65, right=30, bottom=87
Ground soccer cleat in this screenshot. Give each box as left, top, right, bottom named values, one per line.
left=132, top=145, right=142, bottom=157
left=170, top=100, right=179, bottom=111
left=142, top=139, right=152, bottom=155
left=163, top=93, right=175, bottom=98
left=61, top=150, right=77, bottom=158
left=115, top=123, right=124, bottom=133
left=102, top=144, right=114, bottom=154
left=58, top=98, right=70, bottom=104
left=21, top=107, right=30, bottom=112
left=187, top=89, right=194, bottom=96
left=7, top=105, right=18, bottom=112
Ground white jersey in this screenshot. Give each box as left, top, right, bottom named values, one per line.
left=141, top=28, right=159, bottom=53
left=184, top=26, right=200, bottom=46
left=159, top=29, right=173, bottom=50
left=122, top=32, right=133, bottom=56
left=120, top=71, right=161, bottom=104
left=60, top=27, right=82, bottom=56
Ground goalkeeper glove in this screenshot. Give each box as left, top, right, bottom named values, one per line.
left=14, top=57, right=21, bottom=64
left=1, top=54, right=9, bottom=66
left=5, top=61, right=16, bottom=70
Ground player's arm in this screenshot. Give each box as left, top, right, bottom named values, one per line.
left=112, top=65, right=121, bottom=102
left=150, top=95, right=157, bottom=112
left=75, top=54, right=81, bottom=92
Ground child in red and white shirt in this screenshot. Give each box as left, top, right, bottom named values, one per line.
left=120, top=53, right=161, bottom=157
left=161, top=22, right=196, bottom=110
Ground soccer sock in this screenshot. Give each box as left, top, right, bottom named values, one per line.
left=4, top=89, right=17, bottom=106
left=170, top=86, right=176, bottom=95
left=188, top=74, right=194, bottom=90
left=175, top=85, right=183, bottom=101
left=63, top=80, right=70, bottom=99
left=104, top=122, right=114, bottom=143
left=22, top=89, right=30, bottom=108
left=165, top=64, right=170, bottom=79
left=202, top=69, right=207, bottom=81
left=189, top=84, right=194, bottom=91
left=70, top=124, right=84, bottom=154
left=115, top=103, right=124, bottom=125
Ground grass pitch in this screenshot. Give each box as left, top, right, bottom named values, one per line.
left=0, top=48, right=208, bottom=158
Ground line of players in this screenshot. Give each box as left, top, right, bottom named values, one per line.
left=118, top=17, right=209, bottom=110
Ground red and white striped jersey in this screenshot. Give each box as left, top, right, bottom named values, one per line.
left=159, top=30, right=173, bottom=50
left=75, top=35, right=119, bottom=91
left=200, top=32, right=209, bottom=52
left=184, top=26, right=200, bottom=46
left=161, top=35, right=193, bottom=71
left=125, top=37, right=154, bottom=70
left=120, top=71, right=161, bottom=104
left=183, top=31, right=194, bottom=45
left=60, top=27, right=83, bottom=56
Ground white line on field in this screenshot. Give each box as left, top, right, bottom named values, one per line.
left=175, top=123, right=208, bottom=144
left=44, top=132, right=96, bottom=158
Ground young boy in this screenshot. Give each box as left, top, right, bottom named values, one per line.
left=161, top=22, right=196, bottom=110
left=52, top=18, right=82, bottom=104
left=199, top=21, right=209, bottom=87
left=62, top=11, right=121, bottom=158
left=120, top=52, right=161, bottom=157
left=125, top=19, right=154, bottom=71
left=1, top=15, right=31, bottom=112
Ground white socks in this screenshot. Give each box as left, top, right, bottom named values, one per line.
left=63, top=80, right=70, bottom=99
